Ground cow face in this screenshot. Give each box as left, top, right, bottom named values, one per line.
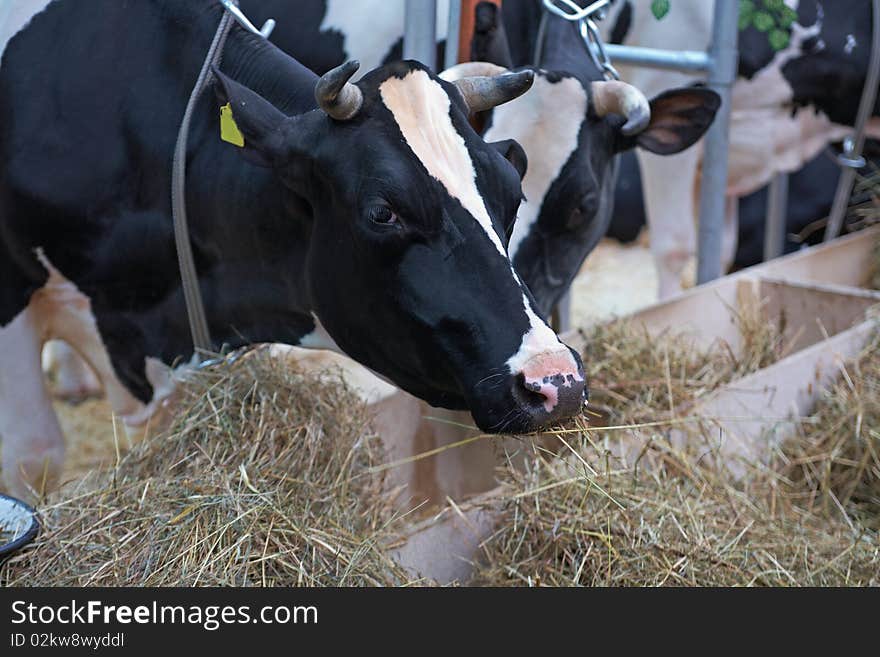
left=214, top=61, right=586, bottom=433
left=445, top=65, right=719, bottom=318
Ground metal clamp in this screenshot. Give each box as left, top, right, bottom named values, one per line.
left=542, top=0, right=613, bottom=22
left=540, top=0, right=619, bottom=80
left=580, top=16, right=620, bottom=80
left=837, top=136, right=867, bottom=169
left=218, top=0, right=276, bottom=39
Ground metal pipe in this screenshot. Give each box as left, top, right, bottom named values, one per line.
left=604, top=44, right=711, bottom=73
left=696, top=0, right=739, bottom=285
left=763, top=172, right=789, bottom=261
left=445, top=0, right=462, bottom=70
left=824, top=0, right=880, bottom=241
left=404, top=0, right=438, bottom=71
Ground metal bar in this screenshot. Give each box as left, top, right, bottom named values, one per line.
left=824, top=0, right=880, bottom=241
left=763, top=173, right=789, bottom=261
left=445, top=0, right=462, bottom=70
left=696, top=0, right=739, bottom=285
left=404, top=0, right=438, bottom=70
left=604, top=44, right=711, bottom=73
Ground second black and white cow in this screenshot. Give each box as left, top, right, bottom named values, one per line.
left=0, top=0, right=582, bottom=498
left=443, top=0, right=721, bottom=317
left=603, top=0, right=880, bottom=296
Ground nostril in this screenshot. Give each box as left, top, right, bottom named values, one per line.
left=514, top=373, right=561, bottom=414
left=516, top=373, right=551, bottom=408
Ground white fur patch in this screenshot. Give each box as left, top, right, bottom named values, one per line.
left=506, top=293, right=575, bottom=376
left=298, top=312, right=343, bottom=352
left=484, top=74, right=587, bottom=259
left=380, top=69, right=507, bottom=256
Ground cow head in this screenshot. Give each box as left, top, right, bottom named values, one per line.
left=442, top=62, right=720, bottom=318
left=213, top=60, right=586, bottom=433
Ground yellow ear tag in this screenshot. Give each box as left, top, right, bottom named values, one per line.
left=220, top=103, right=245, bottom=147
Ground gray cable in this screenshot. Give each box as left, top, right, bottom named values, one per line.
left=171, top=10, right=235, bottom=358
left=824, top=0, right=880, bottom=242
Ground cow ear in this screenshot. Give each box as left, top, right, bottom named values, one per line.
left=490, top=139, right=528, bottom=180
left=212, top=67, right=290, bottom=167
left=616, top=87, right=720, bottom=155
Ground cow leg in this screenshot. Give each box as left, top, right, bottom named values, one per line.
left=638, top=148, right=701, bottom=299
left=721, top=196, right=739, bottom=274
left=42, top=339, right=103, bottom=402
left=30, top=259, right=142, bottom=423
left=0, top=306, right=65, bottom=500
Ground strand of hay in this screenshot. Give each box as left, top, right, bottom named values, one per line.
left=1, top=348, right=416, bottom=586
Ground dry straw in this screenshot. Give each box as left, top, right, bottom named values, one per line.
left=1, top=349, right=417, bottom=586
left=2, top=285, right=878, bottom=587
left=474, top=322, right=880, bottom=586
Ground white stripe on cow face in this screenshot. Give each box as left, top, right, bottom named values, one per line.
left=484, top=74, right=587, bottom=259
left=379, top=69, right=508, bottom=256
left=379, top=70, right=579, bottom=380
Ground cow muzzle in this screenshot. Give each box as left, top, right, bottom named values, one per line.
left=512, top=346, right=587, bottom=426
left=470, top=346, right=587, bottom=433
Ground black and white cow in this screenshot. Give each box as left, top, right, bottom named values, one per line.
left=225, top=0, right=719, bottom=319
left=0, top=0, right=587, bottom=498
left=602, top=0, right=880, bottom=296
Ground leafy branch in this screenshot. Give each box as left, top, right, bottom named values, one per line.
left=650, top=0, right=799, bottom=52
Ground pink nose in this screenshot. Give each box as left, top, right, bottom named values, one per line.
left=517, top=348, right=586, bottom=415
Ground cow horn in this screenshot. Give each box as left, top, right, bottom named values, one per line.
left=439, top=61, right=510, bottom=81
left=315, top=60, right=363, bottom=121
left=448, top=68, right=535, bottom=114
left=590, top=80, right=651, bottom=135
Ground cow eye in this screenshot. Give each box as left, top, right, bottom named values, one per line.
left=566, top=193, right=598, bottom=231
left=368, top=205, right=400, bottom=226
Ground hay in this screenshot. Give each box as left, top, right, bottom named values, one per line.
left=1, top=291, right=876, bottom=587
left=474, top=324, right=880, bottom=586
left=0, top=348, right=416, bottom=586
left=474, top=451, right=878, bottom=586
left=780, top=334, right=880, bottom=531
left=582, top=303, right=787, bottom=428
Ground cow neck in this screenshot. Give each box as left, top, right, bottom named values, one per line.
left=535, top=15, right=604, bottom=85
left=220, top=27, right=320, bottom=116
left=174, top=21, right=321, bottom=341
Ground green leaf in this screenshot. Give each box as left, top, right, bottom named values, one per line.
left=753, top=11, right=774, bottom=32
left=738, top=0, right=755, bottom=30
left=768, top=28, right=790, bottom=51
left=780, top=6, right=798, bottom=27
left=651, top=0, right=670, bottom=20
left=765, top=0, right=785, bottom=11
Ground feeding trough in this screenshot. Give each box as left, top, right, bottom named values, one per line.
left=393, top=225, right=880, bottom=583
left=0, top=493, right=39, bottom=559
